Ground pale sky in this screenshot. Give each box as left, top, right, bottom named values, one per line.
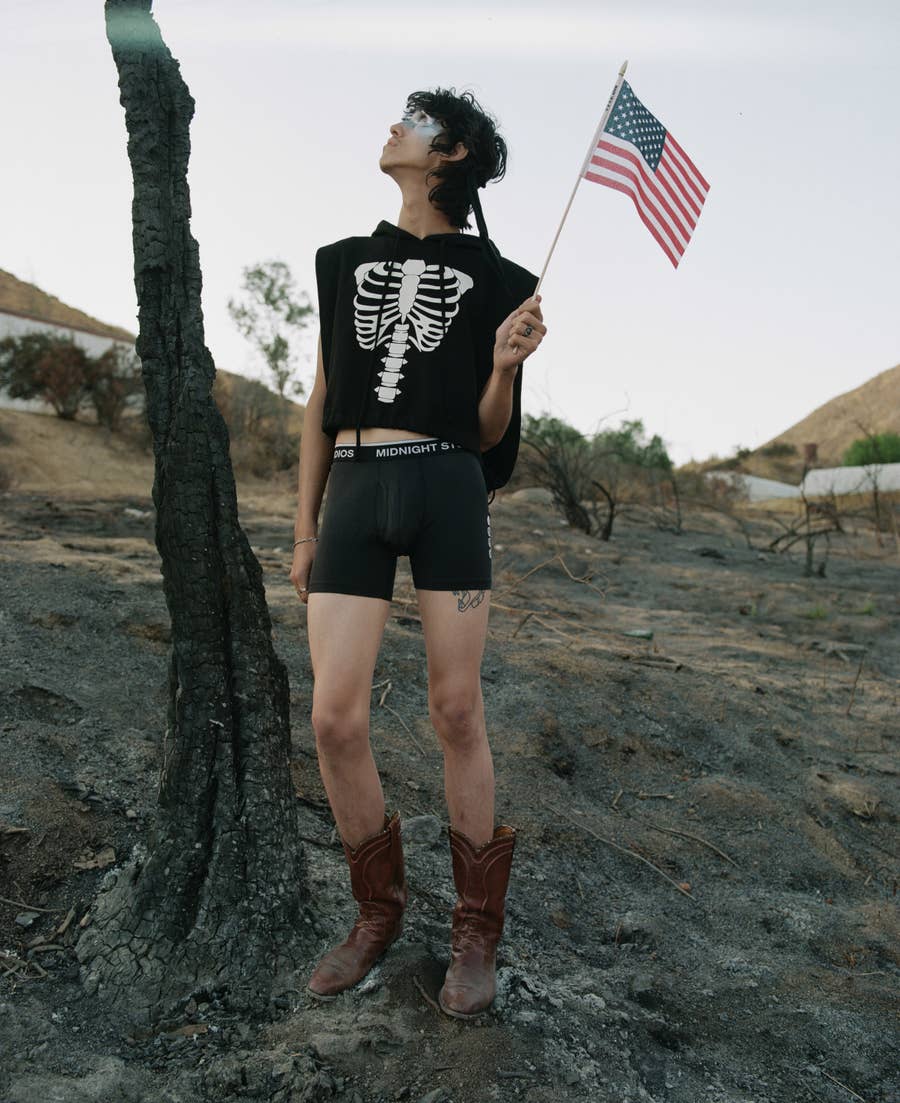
left=4, top=0, right=899, bottom=465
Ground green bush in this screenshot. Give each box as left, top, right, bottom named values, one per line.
left=842, top=432, right=900, bottom=466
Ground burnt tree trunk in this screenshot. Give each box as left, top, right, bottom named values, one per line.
left=75, top=0, right=310, bottom=1028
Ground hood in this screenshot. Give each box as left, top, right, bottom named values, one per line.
left=371, top=220, right=486, bottom=252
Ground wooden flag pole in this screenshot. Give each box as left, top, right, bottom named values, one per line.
left=533, top=60, right=628, bottom=297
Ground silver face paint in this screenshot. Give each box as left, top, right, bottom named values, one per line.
left=400, top=108, right=442, bottom=135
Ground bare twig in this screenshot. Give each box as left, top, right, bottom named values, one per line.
left=413, top=975, right=442, bottom=1013
left=636, top=818, right=738, bottom=866
left=555, top=554, right=607, bottom=597
left=541, top=797, right=696, bottom=902
left=0, top=896, right=62, bottom=914
left=55, top=905, right=77, bottom=938
left=821, top=1069, right=870, bottom=1103
left=531, top=615, right=583, bottom=644
left=847, top=653, right=865, bottom=720
left=511, top=612, right=534, bottom=638
left=792, top=1071, right=829, bottom=1103
left=495, top=551, right=607, bottom=602
left=382, top=704, right=428, bottom=758
left=493, top=554, right=561, bottom=600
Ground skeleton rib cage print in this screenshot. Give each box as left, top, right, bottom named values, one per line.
left=353, top=258, right=475, bottom=404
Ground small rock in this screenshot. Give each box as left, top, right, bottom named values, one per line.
left=629, top=972, right=658, bottom=1007
left=416, top=1089, right=450, bottom=1103
left=614, top=911, right=660, bottom=948
left=309, top=1031, right=367, bottom=1058
left=401, top=814, right=443, bottom=848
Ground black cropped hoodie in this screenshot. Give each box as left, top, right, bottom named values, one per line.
left=315, top=220, right=537, bottom=492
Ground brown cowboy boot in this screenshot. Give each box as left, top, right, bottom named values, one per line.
left=307, top=810, right=408, bottom=1000
left=438, top=822, right=517, bottom=1019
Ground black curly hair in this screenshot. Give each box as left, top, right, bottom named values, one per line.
left=404, top=87, right=507, bottom=230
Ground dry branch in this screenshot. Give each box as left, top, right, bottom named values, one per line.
left=635, top=817, right=739, bottom=866
left=541, top=797, right=696, bottom=902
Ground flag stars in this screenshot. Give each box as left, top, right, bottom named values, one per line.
left=603, top=79, right=668, bottom=171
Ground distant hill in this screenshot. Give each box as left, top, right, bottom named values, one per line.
left=0, top=268, right=136, bottom=343
left=759, top=363, right=900, bottom=466
left=0, top=267, right=305, bottom=495
left=693, top=363, right=900, bottom=483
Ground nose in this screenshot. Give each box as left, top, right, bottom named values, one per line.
left=389, top=121, right=404, bottom=138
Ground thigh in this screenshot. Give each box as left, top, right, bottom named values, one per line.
left=307, top=593, right=391, bottom=710
left=417, top=588, right=491, bottom=704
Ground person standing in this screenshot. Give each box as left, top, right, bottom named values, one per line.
left=290, top=88, right=545, bottom=1018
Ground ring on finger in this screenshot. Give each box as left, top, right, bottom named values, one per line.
left=523, top=324, right=534, bottom=337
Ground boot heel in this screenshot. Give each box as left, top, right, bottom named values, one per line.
left=438, top=823, right=516, bottom=1018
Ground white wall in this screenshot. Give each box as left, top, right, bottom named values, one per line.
left=0, top=311, right=135, bottom=414
left=704, top=470, right=801, bottom=501
left=801, top=463, right=900, bottom=496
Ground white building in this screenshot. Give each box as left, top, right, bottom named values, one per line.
left=704, top=470, right=801, bottom=501
left=801, top=463, right=900, bottom=496
left=0, top=268, right=136, bottom=414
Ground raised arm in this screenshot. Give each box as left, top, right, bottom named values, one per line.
left=478, top=295, right=545, bottom=450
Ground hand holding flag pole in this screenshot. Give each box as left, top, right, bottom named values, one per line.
left=534, top=60, right=709, bottom=292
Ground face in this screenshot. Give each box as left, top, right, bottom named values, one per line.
left=380, top=106, right=446, bottom=174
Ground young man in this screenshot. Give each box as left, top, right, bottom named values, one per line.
left=290, top=88, right=546, bottom=1019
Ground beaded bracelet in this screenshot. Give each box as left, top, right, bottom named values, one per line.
left=293, top=536, right=318, bottom=547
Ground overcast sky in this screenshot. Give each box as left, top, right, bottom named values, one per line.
left=4, top=0, right=899, bottom=464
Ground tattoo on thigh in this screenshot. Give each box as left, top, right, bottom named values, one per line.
left=452, top=589, right=485, bottom=612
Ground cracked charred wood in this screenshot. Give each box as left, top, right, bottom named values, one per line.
left=74, top=0, right=310, bottom=1028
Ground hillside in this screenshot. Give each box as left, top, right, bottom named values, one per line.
left=726, top=363, right=900, bottom=483
left=0, top=388, right=304, bottom=498
left=0, top=268, right=136, bottom=343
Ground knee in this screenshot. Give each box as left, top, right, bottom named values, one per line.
left=311, top=698, right=369, bottom=755
left=429, top=687, right=483, bottom=748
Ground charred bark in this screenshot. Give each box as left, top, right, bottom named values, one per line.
left=75, top=0, right=310, bottom=1028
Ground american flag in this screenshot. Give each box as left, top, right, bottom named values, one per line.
left=584, top=80, right=709, bottom=268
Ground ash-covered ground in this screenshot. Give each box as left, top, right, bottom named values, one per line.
left=1, top=478, right=898, bottom=1103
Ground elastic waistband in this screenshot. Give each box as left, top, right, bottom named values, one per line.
left=332, top=438, right=466, bottom=462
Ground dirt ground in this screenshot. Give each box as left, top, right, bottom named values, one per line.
left=1, top=412, right=898, bottom=1103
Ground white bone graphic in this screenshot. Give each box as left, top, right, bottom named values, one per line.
left=353, top=258, right=474, bottom=403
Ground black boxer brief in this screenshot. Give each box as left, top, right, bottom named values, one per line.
left=306, top=438, right=492, bottom=601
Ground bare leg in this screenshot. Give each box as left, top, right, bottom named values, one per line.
left=307, top=592, right=392, bottom=848
left=417, top=588, right=494, bottom=847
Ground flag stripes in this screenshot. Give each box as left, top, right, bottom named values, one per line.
left=583, top=81, right=709, bottom=267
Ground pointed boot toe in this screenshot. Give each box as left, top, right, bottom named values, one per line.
left=306, top=810, right=407, bottom=999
